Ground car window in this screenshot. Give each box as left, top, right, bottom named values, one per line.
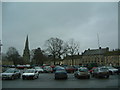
left=25, top=70, right=35, bottom=73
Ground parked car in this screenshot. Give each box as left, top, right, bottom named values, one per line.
left=16, top=65, right=25, bottom=69
left=92, top=67, right=110, bottom=78
left=1, top=68, right=21, bottom=80
left=103, top=66, right=118, bottom=75
left=22, top=69, right=39, bottom=80
left=89, top=67, right=97, bottom=74
left=74, top=67, right=90, bottom=79
left=53, top=66, right=65, bottom=72
left=72, top=65, right=80, bottom=71
left=43, top=66, right=53, bottom=73
left=54, top=69, right=68, bottom=79
left=64, top=66, right=75, bottom=73
left=34, top=66, right=44, bottom=73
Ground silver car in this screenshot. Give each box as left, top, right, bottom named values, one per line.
left=74, top=67, right=90, bottom=79
left=1, top=68, right=21, bottom=80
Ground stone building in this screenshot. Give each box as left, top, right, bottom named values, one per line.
left=62, top=55, right=82, bottom=65
left=43, top=47, right=120, bottom=67
left=104, top=50, right=120, bottom=66
left=81, top=47, right=109, bottom=66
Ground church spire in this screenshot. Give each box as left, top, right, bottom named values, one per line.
left=23, top=35, right=30, bottom=64
left=25, top=35, right=29, bottom=50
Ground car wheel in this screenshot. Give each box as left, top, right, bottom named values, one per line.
left=109, top=71, right=113, bottom=75
left=106, top=75, right=109, bottom=78
left=87, top=76, right=90, bottom=79
left=94, top=75, right=97, bottom=78
left=32, top=76, right=35, bottom=80
left=11, top=76, right=14, bottom=80
left=22, top=77, right=25, bottom=80
left=36, top=76, right=38, bottom=79
left=18, top=75, right=21, bottom=79
left=74, top=75, right=77, bottom=78
left=92, top=74, right=94, bottom=77
left=55, top=77, right=57, bottom=80
left=77, top=76, right=80, bottom=79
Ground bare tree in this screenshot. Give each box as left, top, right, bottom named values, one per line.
left=45, top=37, right=64, bottom=65
left=66, top=39, right=80, bottom=65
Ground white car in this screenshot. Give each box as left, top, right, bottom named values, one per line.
left=34, top=66, right=44, bottom=73
left=22, top=69, right=39, bottom=80
left=102, top=66, right=118, bottom=75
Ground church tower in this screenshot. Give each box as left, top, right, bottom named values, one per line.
left=23, top=35, right=30, bottom=64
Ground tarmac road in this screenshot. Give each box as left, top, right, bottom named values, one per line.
left=2, top=73, right=119, bottom=88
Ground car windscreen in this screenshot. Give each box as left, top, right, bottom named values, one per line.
left=107, top=67, right=115, bottom=69
left=66, top=66, right=73, bottom=69
left=4, top=69, right=15, bottom=73
left=100, top=68, right=108, bottom=71
left=25, top=70, right=35, bottom=73
left=79, top=68, right=88, bottom=72
left=55, top=70, right=66, bottom=73
left=35, top=67, right=42, bottom=69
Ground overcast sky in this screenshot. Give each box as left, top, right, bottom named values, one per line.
left=2, top=2, right=118, bottom=55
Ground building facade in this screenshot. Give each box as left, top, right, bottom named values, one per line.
left=40, top=47, right=120, bottom=67
left=57, top=47, right=120, bottom=67
left=81, top=47, right=109, bottom=66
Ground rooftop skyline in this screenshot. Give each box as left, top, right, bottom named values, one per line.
left=2, top=2, right=118, bottom=55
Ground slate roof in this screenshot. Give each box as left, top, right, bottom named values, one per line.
left=64, top=55, right=82, bottom=60
left=104, top=50, right=120, bottom=55
left=82, top=47, right=109, bottom=55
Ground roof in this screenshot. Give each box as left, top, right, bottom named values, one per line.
left=82, top=47, right=109, bottom=55
left=64, top=55, right=82, bottom=60
left=104, top=50, right=120, bottom=56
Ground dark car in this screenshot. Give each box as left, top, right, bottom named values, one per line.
left=22, top=69, right=39, bottom=80
left=74, top=67, right=90, bottom=79
left=54, top=69, right=68, bottom=79
left=1, top=68, right=21, bottom=80
left=92, top=67, right=110, bottom=78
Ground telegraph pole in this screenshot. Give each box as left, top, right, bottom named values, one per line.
left=97, top=33, right=100, bottom=48
left=97, top=33, right=101, bottom=66
left=0, top=40, right=2, bottom=55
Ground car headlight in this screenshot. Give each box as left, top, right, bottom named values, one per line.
left=78, top=72, right=81, bottom=75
